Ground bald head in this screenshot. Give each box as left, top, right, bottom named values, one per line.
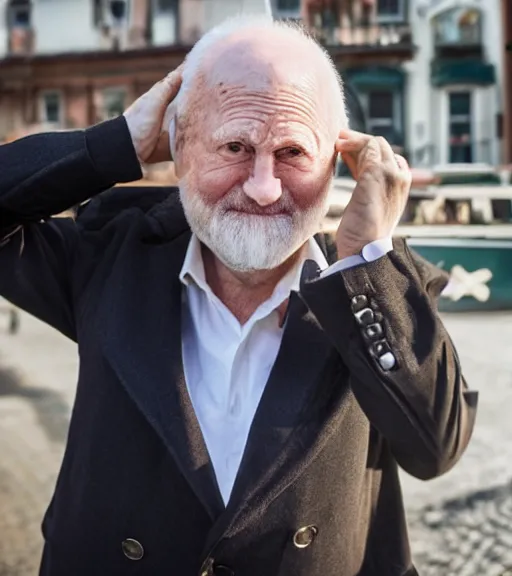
left=173, top=17, right=347, bottom=273
left=169, top=16, right=347, bottom=156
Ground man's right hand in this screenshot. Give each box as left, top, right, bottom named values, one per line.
left=123, top=66, right=183, bottom=165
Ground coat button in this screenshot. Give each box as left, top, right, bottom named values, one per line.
left=354, top=307, right=374, bottom=326
left=121, top=538, right=144, bottom=560
left=293, top=525, right=318, bottom=549
left=350, top=295, right=368, bottom=312
left=365, top=322, right=384, bottom=340
left=379, top=351, right=396, bottom=371
left=370, top=339, right=391, bottom=357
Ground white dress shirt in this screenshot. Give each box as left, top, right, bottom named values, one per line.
left=180, top=234, right=392, bottom=505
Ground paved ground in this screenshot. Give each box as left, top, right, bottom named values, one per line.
left=0, top=304, right=511, bottom=575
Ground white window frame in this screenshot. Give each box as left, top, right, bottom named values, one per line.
left=360, top=89, right=403, bottom=138
left=441, top=86, right=476, bottom=165
left=376, top=0, right=406, bottom=24
left=39, top=90, right=63, bottom=125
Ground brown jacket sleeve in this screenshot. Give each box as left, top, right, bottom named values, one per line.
left=300, top=237, right=478, bottom=480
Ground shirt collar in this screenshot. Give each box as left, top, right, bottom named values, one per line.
left=179, top=234, right=328, bottom=308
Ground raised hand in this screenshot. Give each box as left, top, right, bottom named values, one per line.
left=334, top=130, right=411, bottom=260
left=123, top=66, right=183, bottom=164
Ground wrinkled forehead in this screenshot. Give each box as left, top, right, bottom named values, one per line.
left=183, top=38, right=331, bottom=141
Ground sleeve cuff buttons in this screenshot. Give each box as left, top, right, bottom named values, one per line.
left=350, top=295, right=397, bottom=371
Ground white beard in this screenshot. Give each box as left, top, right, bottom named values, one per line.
left=179, top=181, right=330, bottom=272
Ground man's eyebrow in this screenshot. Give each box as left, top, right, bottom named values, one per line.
left=288, top=137, right=317, bottom=155
left=211, top=126, right=250, bottom=142
left=211, top=128, right=318, bottom=153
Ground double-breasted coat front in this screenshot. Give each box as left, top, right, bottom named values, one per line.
left=0, top=117, right=477, bottom=576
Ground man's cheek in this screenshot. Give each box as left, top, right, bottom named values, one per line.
left=286, top=176, right=329, bottom=212
left=197, top=173, right=234, bottom=204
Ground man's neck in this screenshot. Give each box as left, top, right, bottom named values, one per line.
left=201, top=244, right=305, bottom=325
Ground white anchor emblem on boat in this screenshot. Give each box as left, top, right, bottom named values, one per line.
left=441, top=265, right=493, bottom=302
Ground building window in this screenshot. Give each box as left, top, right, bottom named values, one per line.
left=377, top=0, right=404, bottom=22
left=276, top=0, right=300, bottom=10
left=448, top=92, right=472, bottom=163
left=433, top=8, right=482, bottom=47
left=366, top=90, right=401, bottom=144
left=156, top=0, right=177, bottom=10
left=41, top=92, right=62, bottom=124
left=94, top=0, right=130, bottom=27
left=100, top=89, right=126, bottom=120
left=274, top=0, right=300, bottom=17
left=8, top=0, right=31, bottom=28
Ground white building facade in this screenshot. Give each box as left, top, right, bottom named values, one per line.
left=0, top=0, right=275, bottom=59
left=406, top=0, right=504, bottom=167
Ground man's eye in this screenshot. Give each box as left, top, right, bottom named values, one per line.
left=277, top=147, right=303, bottom=158
left=227, top=142, right=244, bottom=153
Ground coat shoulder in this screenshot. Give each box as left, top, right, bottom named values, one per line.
left=76, top=186, right=180, bottom=233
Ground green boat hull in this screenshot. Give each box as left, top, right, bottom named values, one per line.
left=407, top=237, right=512, bottom=312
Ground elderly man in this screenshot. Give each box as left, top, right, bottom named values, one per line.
left=0, top=17, right=476, bottom=576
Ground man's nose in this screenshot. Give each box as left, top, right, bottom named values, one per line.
left=243, top=154, right=282, bottom=206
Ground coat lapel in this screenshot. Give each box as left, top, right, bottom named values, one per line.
left=98, top=228, right=225, bottom=521
left=97, top=216, right=345, bottom=533
left=206, top=287, right=343, bottom=546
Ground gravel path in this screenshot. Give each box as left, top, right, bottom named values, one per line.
left=0, top=306, right=511, bottom=575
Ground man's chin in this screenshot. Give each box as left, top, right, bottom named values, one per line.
left=206, top=243, right=293, bottom=273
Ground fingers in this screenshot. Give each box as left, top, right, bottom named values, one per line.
left=335, top=131, right=411, bottom=199
left=394, top=154, right=409, bottom=172
left=123, top=66, right=183, bottom=164
left=394, top=154, right=412, bottom=200
left=335, top=130, right=380, bottom=179
left=339, top=151, right=358, bottom=180
left=338, top=128, right=372, bottom=142
left=158, top=66, right=183, bottom=105
left=336, top=129, right=372, bottom=153
left=376, top=136, right=395, bottom=164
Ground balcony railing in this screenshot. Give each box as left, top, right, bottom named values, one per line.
left=309, top=22, right=413, bottom=48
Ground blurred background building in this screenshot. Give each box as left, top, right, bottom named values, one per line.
left=0, top=0, right=508, bottom=171
left=502, top=0, right=512, bottom=166
left=408, top=0, right=502, bottom=168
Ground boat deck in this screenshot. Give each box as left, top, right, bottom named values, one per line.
left=396, top=224, right=512, bottom=239
left=321, top=220, right=512, bottom=241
